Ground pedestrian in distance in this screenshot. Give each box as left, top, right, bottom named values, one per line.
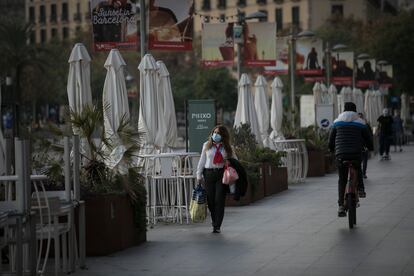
left=392, top=110, right=404, bottom=152
left=329, top=102, right=374, bottom=217
left=358, top=113, right=373, bottom=179
left=377, top=108, right=394, bottom=160
left=196, top=125, right=235, bottom=233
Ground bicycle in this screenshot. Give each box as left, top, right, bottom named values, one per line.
left=342, top=160, right=359, bottom=229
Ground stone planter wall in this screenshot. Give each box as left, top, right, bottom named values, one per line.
left=307, top=150, right=326, bottom=177
left=85, top=194, right=146, bottom=256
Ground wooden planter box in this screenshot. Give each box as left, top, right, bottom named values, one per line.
left=324, top=153, right=336, bottom=173
left=251, top=174, right=265, bottom=202
left=262, top=164, right=288, bottom=195
left=307, top=150, right=326, bottom=177
left=85, top=194, right=146, bottom=256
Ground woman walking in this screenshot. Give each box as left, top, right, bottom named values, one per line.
left=196, top=125, right=234, bottom=233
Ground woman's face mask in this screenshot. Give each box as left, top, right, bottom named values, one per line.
left=212, top=133, right=222, bottom=143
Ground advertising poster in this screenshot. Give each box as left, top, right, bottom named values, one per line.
left=243, top=22, right=276, bottom=67
left=186, top=100, right=216, bottom=153
left=264, top=36, right=289, bottom=75
left=331, top=51, right=354, bottom=86
left=378, top=64, right=393, bottom=87
left=356, top=58, right=376, bottom=88
left=91, top=0, right=138, bottom=51
left=296, top=37, right=324, bottom=75
left=148, top=0, right=194, bottom=51
left=201, top=23, right=234, bottom=67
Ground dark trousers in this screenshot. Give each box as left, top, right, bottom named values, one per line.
left=379, top=134, right=392, bottom=156
left=203, top=168, right=226, bottom=229
left=336, top=159, right=363, bottom=206
left=361, top=151, right=368, bottom=176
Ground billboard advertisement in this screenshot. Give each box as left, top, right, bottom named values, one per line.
left=296, top=37, right=324, bottom=75
left=91, top=0, right=138, bottom=51
left=377, top=64, right=393, bottom=87
left=201, top=23, right=234, bottom=67
left=264, top=36, right=289, bottom=75
left=148, top=0, right=194, bottom=51
left=355, top=58, right=376, bottom=88
left=331, top=51, right=354, bottom=86
left=243, top=22, right=276, bottom=67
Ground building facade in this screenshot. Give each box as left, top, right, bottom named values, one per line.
left=1, top=0, right=26, bottom=19
left=25, top=0, right=90, bottom=44
left=193, top=0, right=397, bottom=34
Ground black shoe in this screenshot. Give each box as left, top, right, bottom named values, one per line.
left=358, top=189, right=366, bottom=198
left=363, top=174, right=367, bottom=179
left=212, top=227, right=221, bottom=233
left=338, top=206, right=346, bottom=217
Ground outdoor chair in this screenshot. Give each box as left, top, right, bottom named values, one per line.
left=148, top=155, right=181, bottom=224
left=177, top=155, right=200, bottom=224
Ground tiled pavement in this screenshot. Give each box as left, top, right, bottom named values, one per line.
left=73, top=145, right=414, bottom=276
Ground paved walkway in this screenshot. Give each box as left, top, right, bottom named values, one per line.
left=74, top=145, right=414, bottom=276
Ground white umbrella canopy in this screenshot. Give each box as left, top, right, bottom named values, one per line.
left=234, top=74, right=263, bottom=145
left=102, top=49, right=130, bottom=173
left=374, top=89, right=384, bottom=124
left=312, top=82, right=322, bottom=105
left=254, top=75, right=271, bottom=147
left=67, top=43, right=92, bottom=158
left=67, top=43, right=92, bottom=123
left=320, top=83, right=330, bottom=104
left=353, top=88, right=364, bottom=114
left=328, top=84, right=338, bottom=118
left=156, top=60, right=178, bottom=149
left=364, top=89, right=376, bottom=126
left=270, top=77, right=284, bottom=141
left=340, top=86, right=353, bottom=113
left=138, top=54, right=159, bottom=151
left=401, top=93, right=410, bottom=124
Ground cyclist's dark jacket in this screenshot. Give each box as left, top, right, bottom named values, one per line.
left=329, top=111, right=373, bottom=160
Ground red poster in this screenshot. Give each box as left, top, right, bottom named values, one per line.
left=201, top=23, right=234, bottom=68
left=243, top=22, right=276, bottom=67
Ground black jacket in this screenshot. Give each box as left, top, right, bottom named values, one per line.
left=227, top=158, right=248, bottom=201
left=329, top=111, right=373, bottom=160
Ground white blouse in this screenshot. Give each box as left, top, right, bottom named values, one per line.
left=196, top=141, right=229, bottom=180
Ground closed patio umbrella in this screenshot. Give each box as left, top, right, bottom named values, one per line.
left=364, top=89, right=375, bottom=126
left=138, top=54, right=159, bottom=152
left=102, top=49, right=130, bottom=173
left=353, top=88, right=364, bottom=114
left=401, top=93, right=410, bottom=125
left=340, top=86, right=353, bottom=113
left=67, top=43, right=92, bottom=158
left=313, top=82, right=322, bottom=105
left=156, top=61, right=178, bottom=150
left=270, top=77, right=284, bottom=141
left=254, top=75, right=271, bottom=147
left=328, top=84, right=338, bottom=118
left=320, top=83, right=330, bottom=104
left=234, top=74, right=262, bottom=145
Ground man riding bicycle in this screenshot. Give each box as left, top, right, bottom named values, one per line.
left=329, top=102, right=373, bottom=217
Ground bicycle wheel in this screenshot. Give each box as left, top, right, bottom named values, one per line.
left=347, top=194, right=356, bottom=229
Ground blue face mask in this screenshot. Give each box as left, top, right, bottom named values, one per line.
left=212, top=133, right=222, bottom=143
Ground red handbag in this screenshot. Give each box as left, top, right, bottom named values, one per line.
left=222, top=161, right=239, bottom=185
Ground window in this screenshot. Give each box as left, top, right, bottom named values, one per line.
left=257, top=0, right=267, bottom=4
left=274, top=0, right=284, bottom=3
left=40, top=29, right=46, bottom=43
left=217, top=0, right=226, bottom=9
left=259, top=10, right=268, bottom=22
left=51, top=28, right=57, bottom=38
left=292, top=6, right=300, bottom=27
left=62, top=27, right=69, bottom=39
left=331, top=5, right=343, bottom=17
left=62, top=3, right=68, bottom=21
left=219, top=14, right=226, bottom=22
left=30, top=31, right=36, bottom=44
left=39, top=5, right=46, bottom=23
left=275, top=8, right=283, bottom=31
left=29, top=6, right=35, bottom=22
left=50, top=4, right=57, bottom=22
left=237, top=0, right=246, bottom=7
left=201, top=0, right=210, bottom=10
